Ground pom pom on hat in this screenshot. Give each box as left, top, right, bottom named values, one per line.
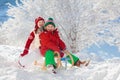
left=48, top=17, right=53, bottom=21
left=44, top=17, right=56, bottom=27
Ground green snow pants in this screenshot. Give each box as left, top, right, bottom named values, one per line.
left=45, top=50, right=56, bottom=68
left=66, top=53, right=79, bottom=65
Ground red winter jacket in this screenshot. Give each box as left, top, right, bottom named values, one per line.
left=40, top=29, right=66, bottom=57
left=20, top=31, right=35, bottom=57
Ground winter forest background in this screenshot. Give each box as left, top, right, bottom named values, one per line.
left=0, top=0, right=120, bottom=61
left=1, top=0, right=120, bottom=80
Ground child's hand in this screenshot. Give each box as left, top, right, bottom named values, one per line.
left=62, top=50, right=69, bottom=54
left=54, top=51, right=59, bottom=54
left=20, top=49, right=28, bottom=57
left=20, top=53, right=27, bottom=57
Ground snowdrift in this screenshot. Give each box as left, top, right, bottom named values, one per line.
left=0, top=45, right=120, bottom=80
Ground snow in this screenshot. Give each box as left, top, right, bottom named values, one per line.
left=0, top=0, right=120, bottom=79
left=0, top=45, right=120, bottom=80
left=1, top=0, right=120, bottom=52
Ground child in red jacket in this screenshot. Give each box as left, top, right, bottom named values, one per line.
left=40, top=18, right=65, bottom=72
left=40, top=18, right=89, bottom=72
left=20, top=17, right=45, bottom=57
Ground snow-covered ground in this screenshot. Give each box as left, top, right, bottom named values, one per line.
left=0, top=45, right=120, bottom=80
left=0, top=0, right=120, bottom=80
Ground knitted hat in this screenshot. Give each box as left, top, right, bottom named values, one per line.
left=34, top=17, right=45, bottom=32
left=44, top=17, right=56, bottom=27
left=35, top=17, right=45, bottom=25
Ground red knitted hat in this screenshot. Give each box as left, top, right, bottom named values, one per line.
left=34, top=17, right=45, bottom=32
left=35, top=17, right=45, bottom=25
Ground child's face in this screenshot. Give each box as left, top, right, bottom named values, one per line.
left=45, top=24, right=55, bottom=31
left=37, top=20, right=45, bottom=28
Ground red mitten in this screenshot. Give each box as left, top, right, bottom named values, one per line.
left=60, top=52, right=64, bottom=58
left=20, top=49, right=28, bottom=57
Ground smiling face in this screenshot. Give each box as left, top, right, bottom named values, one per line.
left=37, top=20, right=45, bottom=28
left=45, top=24, right=55, bottom=31
left=35, top=20, right=45, bottom=34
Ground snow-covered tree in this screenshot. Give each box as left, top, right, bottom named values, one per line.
left=0, top=0, right=120, bottom=53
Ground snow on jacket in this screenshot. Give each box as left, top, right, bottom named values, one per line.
left=40, top=29, right=66, bottom=57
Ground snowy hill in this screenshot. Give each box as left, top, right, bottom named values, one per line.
left=0, top=1, right=120, bottom=79
left=0, top=45, right=120, bottom=80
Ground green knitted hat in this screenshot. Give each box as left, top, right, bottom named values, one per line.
left=44, top=17, right=56, bottom=27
